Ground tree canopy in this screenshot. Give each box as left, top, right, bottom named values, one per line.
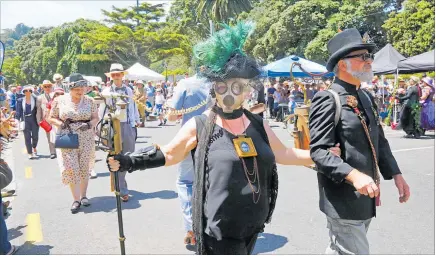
left=383, top=0, right=435, bottom=57
left=1, top=0, right=433, bottom=86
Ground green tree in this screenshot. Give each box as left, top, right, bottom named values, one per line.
left=14, top=19, right=109, bottom=83
left=2, top=56, right=26, bottom=85
left=305, top=0, right=392, bottom=64
left=80, top=4, right=191, bottom=69
left=242, top=0, right=339, bottom=63
left=102, top=2, right=166, bottom=31
left=0, top=23, right=32, bottom=50
left=197, top=0, right=258, bottom=23
left=166, top=0, right=210, bottom=40
left=383, top=0, right=435, bottom=57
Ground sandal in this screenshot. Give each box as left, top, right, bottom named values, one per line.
left=80, top=197, right=90, bottom=207
left=71, top=201, right=81, bottom=214
left=121, top=195, right=129, bottom=202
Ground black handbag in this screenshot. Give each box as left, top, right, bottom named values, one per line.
left=54, top=124, right=79, bottom=149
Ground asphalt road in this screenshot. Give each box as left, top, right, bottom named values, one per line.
left=3, top=119, right=435, bottom=255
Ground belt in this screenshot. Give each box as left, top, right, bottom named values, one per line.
left=24, top=114, right=33, bottom=117
left=69, top=120, right=91, bottom=124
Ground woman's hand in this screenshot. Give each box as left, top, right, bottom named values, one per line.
left=107, top=157, right=120, bottom=172
left=329, top=143, right=341, bottom=157
left=61, top=118, right=72, bottom=129
left=77, top=122, right=91, bottom=131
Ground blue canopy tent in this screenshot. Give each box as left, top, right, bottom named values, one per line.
left=262, top=55, right=334, bottom=78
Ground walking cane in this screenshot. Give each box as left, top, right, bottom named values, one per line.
left=109, top=112, right=126, bottom=255
left=99, top=94, right=128, bottom=255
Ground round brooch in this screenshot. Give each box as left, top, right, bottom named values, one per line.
left=346, top=95, right=358, bottom=108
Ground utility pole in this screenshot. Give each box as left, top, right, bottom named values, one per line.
left=209, top=20, right=214, bottom=36
left=136, top=0, right=140, bottom=27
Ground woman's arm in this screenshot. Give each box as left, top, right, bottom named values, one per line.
left=420, top=88, right=429, bottom=101
left=90, top=100, right=99, bottom=128
left=47, top=98, right=63, bottom=128
left=108, top=117, right=198, bottom=172
left=263, top=120, right=313, bottom=166
left=161, top=117, right=197, bottom=166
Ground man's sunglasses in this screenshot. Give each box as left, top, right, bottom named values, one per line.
left=342, top=53, right=374, bottom=62
left=43, top=85, right=52, bottom=89
left=23, top=90, right=32, bottom=93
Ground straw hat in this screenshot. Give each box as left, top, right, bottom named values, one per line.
left=105, top=63, right=128, bottom=77
left=42, top=80, right=52, bottom=86
left=53, top=74, right=63, bottom=82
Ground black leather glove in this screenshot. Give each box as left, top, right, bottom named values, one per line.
left=107, top=154, right=133, bottom=172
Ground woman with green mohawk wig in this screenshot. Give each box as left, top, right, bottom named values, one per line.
left=107, top=21, right=341, bottom=254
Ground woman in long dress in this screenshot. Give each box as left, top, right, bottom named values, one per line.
left=48, top=73, right=99, bottom=213
left=420, top=77, right=435, bottom=131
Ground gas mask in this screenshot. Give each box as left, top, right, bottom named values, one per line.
left=214, top=78, right=251, bottom=113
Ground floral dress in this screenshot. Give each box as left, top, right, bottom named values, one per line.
left=50, top=95, right=96, bottom=185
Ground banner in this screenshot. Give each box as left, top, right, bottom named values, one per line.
left=0, top=41, right=4, bottom=72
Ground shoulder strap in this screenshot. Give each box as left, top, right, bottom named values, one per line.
left=327, top=89, right=341, bottom=126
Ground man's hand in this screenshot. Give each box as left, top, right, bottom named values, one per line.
left=393, top=174, right=410, bottom=203
left=346, top=169, right=379, bottom=198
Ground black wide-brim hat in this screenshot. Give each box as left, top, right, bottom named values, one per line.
left=69, top=73, right=88, bottom=89
left=326, top=28, right=376, bottom=72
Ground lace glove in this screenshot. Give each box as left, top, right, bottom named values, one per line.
left=61, top=118, right=72, bottom=129
left=77, top=122, right=91, bottom=131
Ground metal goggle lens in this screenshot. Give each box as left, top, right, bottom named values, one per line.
left=214, top=81, right=246, bottom=95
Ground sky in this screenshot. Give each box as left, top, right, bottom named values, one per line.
left=1, top=0, right=173, bottom=31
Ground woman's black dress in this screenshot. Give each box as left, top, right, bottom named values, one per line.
left=194, top=114, right=276, bottom=254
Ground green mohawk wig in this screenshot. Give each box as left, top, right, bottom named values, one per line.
left=193, top=21, right=260, bottom=81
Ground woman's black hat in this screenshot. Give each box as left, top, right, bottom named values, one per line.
left=69, top=73, right=87, bottom=88
left=326, top=28, right=376, bottom=72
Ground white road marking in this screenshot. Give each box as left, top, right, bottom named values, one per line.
left=392, top=146, right=434, bottom=153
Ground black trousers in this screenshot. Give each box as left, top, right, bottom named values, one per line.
left=204, top=233, right=258, bottom=255
left=400, top=106, right=419, bottom=135
left=23, top=118, right=39, bottom=154
left=267, top=98, right=274, bottom=118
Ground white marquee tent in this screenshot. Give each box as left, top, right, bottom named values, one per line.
left=124, top=62, right=165, bottom=81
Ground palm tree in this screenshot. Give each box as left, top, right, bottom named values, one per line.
left=196, top=0, right=256, bottom=23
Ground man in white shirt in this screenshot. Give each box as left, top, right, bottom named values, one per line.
left=99, top=63, right=140, bottom=202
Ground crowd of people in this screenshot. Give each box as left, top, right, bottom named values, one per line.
left=0, top=23, right=429, bottom=255
left=261, top=74, right=435, bottom=137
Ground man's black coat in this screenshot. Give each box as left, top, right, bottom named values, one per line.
left=309, top=79, right=401, bottom=220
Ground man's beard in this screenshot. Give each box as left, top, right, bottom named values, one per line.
left=345, top=59, right=374, bottom=83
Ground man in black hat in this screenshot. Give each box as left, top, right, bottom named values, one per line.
left=309, top=28, right=410, bottom=254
